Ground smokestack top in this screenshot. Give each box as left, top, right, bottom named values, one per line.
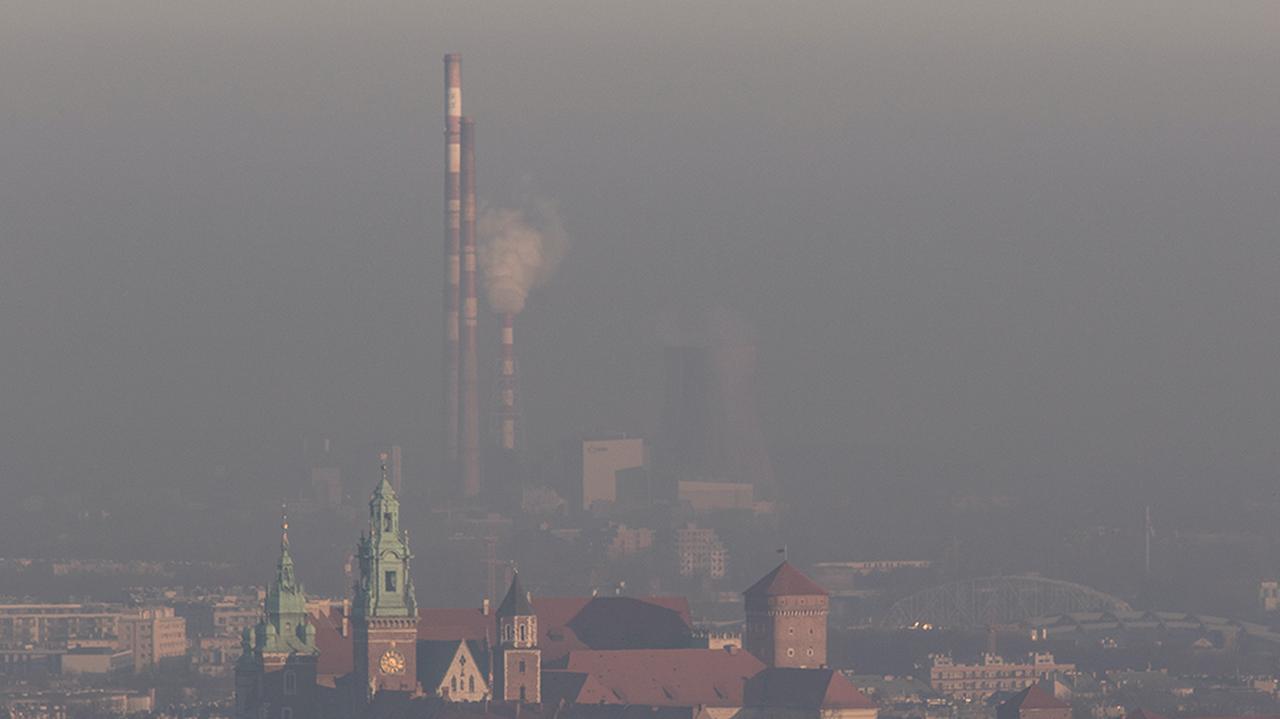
left=445, top=54, right=462, bottom=128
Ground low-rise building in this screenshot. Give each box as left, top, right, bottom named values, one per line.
left=0, top=648, right=62, bottom=678
left=1261, top=581, right=1279, bottom=613
left=676, top=523, right=727, bottom=580
left=60, top=646, right=132, bottom=675
left=930, top=653, right=1075, bottom=701
left=607, top=525, right=654, bottom=559
left=0, top=604, right=120, bottom=646
left=997, top=685, right=1072, bottom=719
left=195, top=635, right=241, bottom=677
left=677, top=480, right=755, bottom=512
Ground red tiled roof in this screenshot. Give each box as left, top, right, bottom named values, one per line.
left=1182, top=711, right=1280, bottom=716
left=1003, top=685, right=1069, bottom=710
left=310, top=595, right=696, bottom=681
left=542, top=670, right=615, bottom=706
left=747, top=668, right=877, bottom=709
left=417, top=607, right=494, bottom=642
left=825, top=671, right=879, bottom=709
left=309, top=608, right=353, bottom=681
left=563, top=648, right=766, bottom=707
left=535, top=596, right=692, bottom=663
left=415, top=701, right=693, bottom=719
left=743, top=561, right=828, bottom=598
left=567, top=597, right=692, bottom=653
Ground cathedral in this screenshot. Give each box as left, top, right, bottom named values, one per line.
left=235, top=470, right=878, bottom=719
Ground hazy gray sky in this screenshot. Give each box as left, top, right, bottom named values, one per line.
left=2, top=1, right=1277, bottom=498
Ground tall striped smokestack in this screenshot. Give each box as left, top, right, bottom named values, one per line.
left=443, top=53, right=462, bottom=468
left=498, top=313, right=519, bottom=451
left=460, top=117, right=481, bottom=497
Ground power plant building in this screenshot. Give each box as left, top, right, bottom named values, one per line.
left=572, top=437, right=646, bottom=511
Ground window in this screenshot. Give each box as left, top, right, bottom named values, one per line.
left=519, top=660, right=526, bottom=673
left=451, top=676, right=458, bottom=692
left=385, top=571, right=397, bottom=592
left=520, top=686, right=527, bottom=702
left=383, top=512, right=393, bottom=532
left=787, top=648, right=795, bottom=657
left=519, top=624, right=526, bottom=642
left=469, top=675, right=475, bottom=692
left=807, top=648, right=814, bottom=656
left=284, top=670, right=296, bottom=695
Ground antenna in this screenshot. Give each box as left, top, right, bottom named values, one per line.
left=1144, top=505, right=1154, bottom=576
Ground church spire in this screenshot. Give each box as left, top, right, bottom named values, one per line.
left=374, top=452, right=395, bottom=498
left=497, top=571, right=533, bottom=618
left=242, top=511, right=317, bottom=660
left=276, top=506, right=297, bottom=591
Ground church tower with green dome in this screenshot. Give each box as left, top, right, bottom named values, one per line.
left=353, top=454, right=420, bottom=700
left=235, top=516, right=319, bottom=719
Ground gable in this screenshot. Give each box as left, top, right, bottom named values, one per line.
left=418, top=640, right=489, bottom=700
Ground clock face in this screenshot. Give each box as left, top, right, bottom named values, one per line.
left=379, top=649, right=406, bottom=675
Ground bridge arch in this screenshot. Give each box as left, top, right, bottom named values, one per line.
left=880, top=575, right=1132, bottom=628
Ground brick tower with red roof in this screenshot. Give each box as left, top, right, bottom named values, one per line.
left=743, top=561, right=829, bottom=669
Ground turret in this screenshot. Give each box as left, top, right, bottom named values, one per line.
left=494, top=572, right=540, bottom=703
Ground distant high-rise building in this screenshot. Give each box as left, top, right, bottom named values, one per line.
left=389, top=445, right=403, bottom=496
left=306, top=438, right=342, bottom=508
left=659, top=318, right=775, bottom=498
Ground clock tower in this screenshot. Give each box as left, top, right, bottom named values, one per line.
left=353, top=457, right=419, bottom=701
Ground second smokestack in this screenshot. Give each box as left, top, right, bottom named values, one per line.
left=443, top=53, right=462, bottom=470
left=460, top=117, right=481, bottom=498
left=498, top=313, right=519, bottom=451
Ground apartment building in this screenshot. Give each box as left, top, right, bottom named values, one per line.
left=117, top=608, right=186, bottom=672
left=930, top=653, right=1075, bottom=700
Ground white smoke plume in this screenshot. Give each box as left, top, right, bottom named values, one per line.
left=478, top=199, right=567, bottom=315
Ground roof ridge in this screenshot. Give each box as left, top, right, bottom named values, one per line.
left=743, top=561, right=829, bottom=597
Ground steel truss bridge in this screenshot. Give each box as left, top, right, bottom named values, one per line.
left=881, top=575, right=1132, bottom=629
